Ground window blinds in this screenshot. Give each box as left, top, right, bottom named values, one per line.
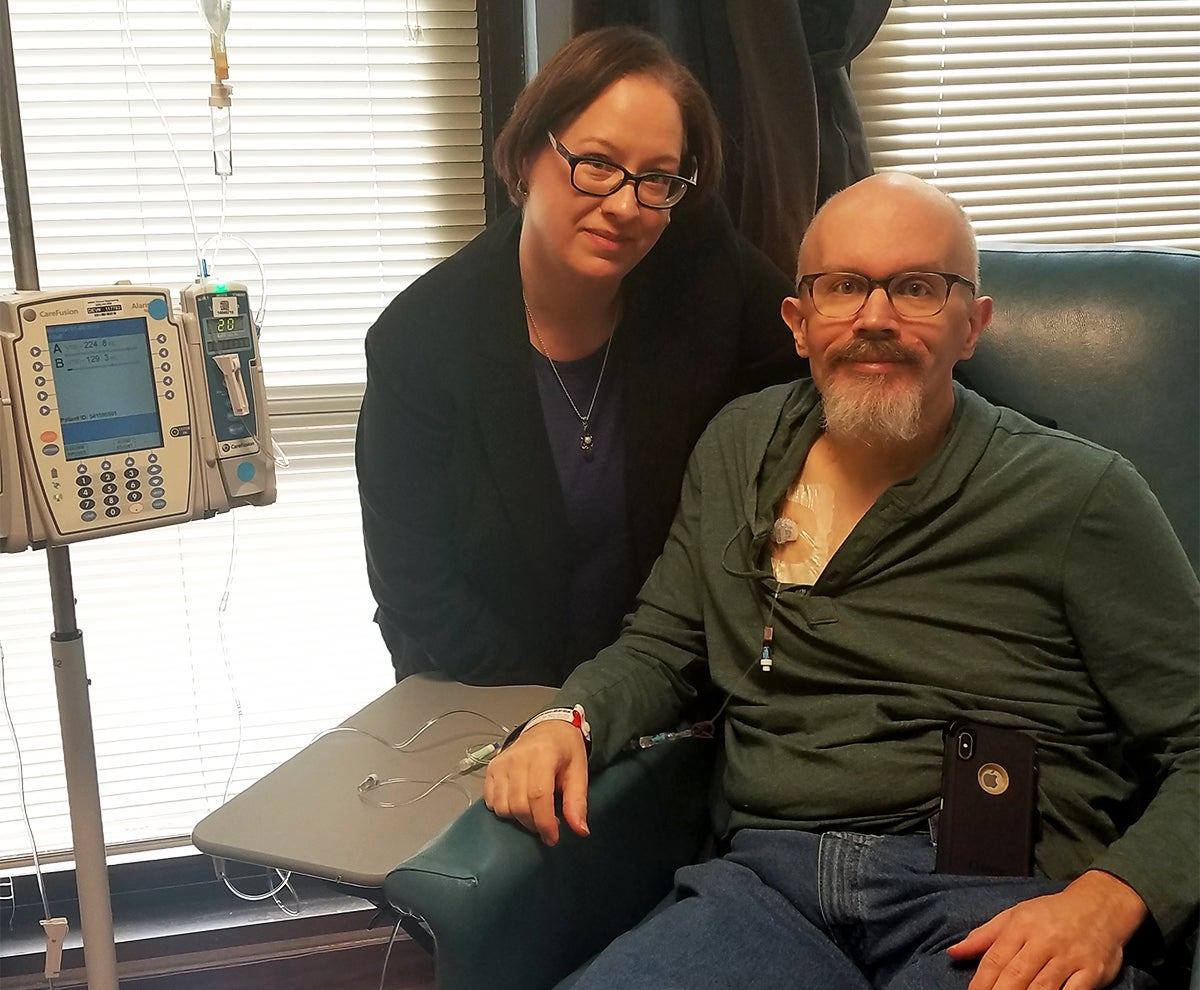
left=850, top=1, right=1200, bottom=248
left=0, top=0, right=485, bottom=867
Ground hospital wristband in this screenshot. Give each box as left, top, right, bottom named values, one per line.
left=521, top=704, right=591, bottom=744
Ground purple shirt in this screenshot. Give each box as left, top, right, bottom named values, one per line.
left=532, top=343, right=631, bottom=670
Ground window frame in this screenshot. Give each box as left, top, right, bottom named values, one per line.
left=0, top=0, right=524, bottom=952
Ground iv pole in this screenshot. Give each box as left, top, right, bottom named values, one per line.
left=0, top=1, right=122, bottom=987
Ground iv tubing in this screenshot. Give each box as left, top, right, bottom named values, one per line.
left=118, top=0, right=204, bottom=275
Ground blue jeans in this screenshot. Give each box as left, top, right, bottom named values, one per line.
left=565, top=829, right=1158, bottom=990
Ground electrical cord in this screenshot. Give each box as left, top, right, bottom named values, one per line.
left=378, top=915, right=406, bottom=990
left=270, top=875, right=301, bottom=917
left=215, top=510, right=245, bottom=808
left=0, top=639, right=59, bottom=988
left=1, top=876, right=14, bottom=930
left=209, top=500, right=302, bottom=912
left=213, top=857, right=297, bottom=906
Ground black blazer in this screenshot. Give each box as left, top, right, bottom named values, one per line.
left=356, top=202, right=805, bottom=685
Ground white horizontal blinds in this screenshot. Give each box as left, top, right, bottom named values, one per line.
left=218, top=0, right=486, bottom=386
left=0, top=413, right=396, bottom=865
left=0, top=0, right=486, bottom=389
left=850, top=1, right=1200, bottom=247
left=0, top=0, right=483, bottom=866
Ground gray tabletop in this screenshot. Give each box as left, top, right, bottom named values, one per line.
left=191, top=673, right=555, bottom=892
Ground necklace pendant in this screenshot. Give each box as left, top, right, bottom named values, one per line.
left=580, top=430, right=595, bottom=461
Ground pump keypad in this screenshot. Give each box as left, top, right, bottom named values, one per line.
left=70, top=457, right=168, bottom=523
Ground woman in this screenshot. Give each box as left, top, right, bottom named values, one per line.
left=356, top=26, right=804, bottom=686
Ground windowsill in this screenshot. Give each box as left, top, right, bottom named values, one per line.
left=1, top=851, right=391, bottom=979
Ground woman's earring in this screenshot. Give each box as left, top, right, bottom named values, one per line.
left=516, top=178, right=529, bottom=199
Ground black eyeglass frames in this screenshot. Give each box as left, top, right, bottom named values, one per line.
left=797, top=271, right=978, bottom=319
left=547, top=132, right=696, bottom=210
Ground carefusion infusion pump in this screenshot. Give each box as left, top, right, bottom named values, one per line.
left=0, top=280, right=275, bottom=551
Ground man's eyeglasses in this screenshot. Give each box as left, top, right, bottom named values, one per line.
left=548, top=132, right=696, bottom=210
left=797, top=271, right=977, bottom=319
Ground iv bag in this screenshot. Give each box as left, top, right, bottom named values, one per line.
left=198, top=0, right=231, bottom=39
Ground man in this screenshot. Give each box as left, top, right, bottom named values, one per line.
left=484, top=172, right=1199, bottom=989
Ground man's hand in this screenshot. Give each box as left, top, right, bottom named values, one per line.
left=948, top=870, right=1147, bottom=990
left=483, top=720, right=589, bottom=846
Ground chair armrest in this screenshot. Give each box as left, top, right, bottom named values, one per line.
left=384, top=739, right=714, bottom=990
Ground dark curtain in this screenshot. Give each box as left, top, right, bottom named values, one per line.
left=572, top=0, right=891, bottom=275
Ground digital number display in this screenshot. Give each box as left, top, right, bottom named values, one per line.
left=47, top=316, right=164, bottom=460
left=203, top=313, right=252, bottom=354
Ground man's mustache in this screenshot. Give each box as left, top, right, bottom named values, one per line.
left=830, top=338, right=921, bottom=366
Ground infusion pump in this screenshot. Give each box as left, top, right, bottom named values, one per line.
left=0, top=280, right=275, bottom=552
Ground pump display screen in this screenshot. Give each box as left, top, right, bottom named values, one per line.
left=47, top=317, right=164, bottom=460
left=204, top=313, right=253, bottom=354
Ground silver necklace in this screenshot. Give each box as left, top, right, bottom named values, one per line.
left=524, top=297, right=616, bottom=461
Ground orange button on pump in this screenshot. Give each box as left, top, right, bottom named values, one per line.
left=40, top=430, right=58, bottom=443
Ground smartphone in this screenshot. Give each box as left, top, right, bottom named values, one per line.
left=935, top=720, right=1038, bottom=877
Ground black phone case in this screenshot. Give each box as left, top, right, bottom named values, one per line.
left=935, top=720, right=1037, bottom=877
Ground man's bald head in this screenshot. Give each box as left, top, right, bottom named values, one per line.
left=798, top=172, right=979, bottom=287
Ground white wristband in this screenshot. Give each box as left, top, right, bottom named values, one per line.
left=521, top=704, right=591, bottom=743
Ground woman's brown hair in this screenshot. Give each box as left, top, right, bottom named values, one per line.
left=493, top=25, right=723, bottom=209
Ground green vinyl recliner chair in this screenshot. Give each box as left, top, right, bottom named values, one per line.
left=383, top=243, right=1200, bottom=990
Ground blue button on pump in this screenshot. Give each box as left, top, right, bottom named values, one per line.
left=236, top=461, right=256, bottom=482
left=147, top=298, right=169, bottom=321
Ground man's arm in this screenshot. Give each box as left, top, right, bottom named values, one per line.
left=952, top=456, right=1198, bottom=989
left=1059, top=458, right=1200, bottom=944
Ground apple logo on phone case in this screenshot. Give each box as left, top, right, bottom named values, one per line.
left=977, top=763, right=1010, bottom=795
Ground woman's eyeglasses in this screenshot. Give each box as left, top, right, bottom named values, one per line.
left=548, top=132, right=695, bottom=209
